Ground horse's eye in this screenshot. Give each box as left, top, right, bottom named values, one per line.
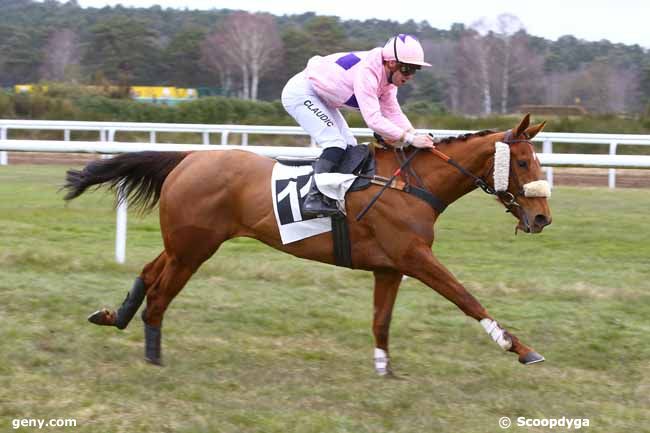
left=517, top=160, right=528, bottom=169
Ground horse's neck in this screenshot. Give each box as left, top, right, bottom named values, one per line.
left=412, top=134, right=500, bottom=206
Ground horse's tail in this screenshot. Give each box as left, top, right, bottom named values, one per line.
left=63, top=151, right=190, bottom=213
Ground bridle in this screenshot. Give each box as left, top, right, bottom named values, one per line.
left=357, top=129, right=541, bottom=226
left=425, top=129, right=538, bottom=215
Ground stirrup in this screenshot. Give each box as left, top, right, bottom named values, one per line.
left=303, top=194, right=339, bottom=217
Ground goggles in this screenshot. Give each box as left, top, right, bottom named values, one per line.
left=398, top=62, right=421, bottom=76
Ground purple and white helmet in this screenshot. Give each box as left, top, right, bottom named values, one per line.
left=381, top=34, right=431, bottom=67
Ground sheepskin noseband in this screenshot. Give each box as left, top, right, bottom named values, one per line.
left=494, top=142, right=551, bottom=198
left=523, top=180, right=551, bottom=198
left=493, top=142, right=510, bottom=192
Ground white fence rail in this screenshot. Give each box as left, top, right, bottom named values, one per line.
left=2, top=118, right=650, bottom=188
left=3, top=139, right=650, bottom=169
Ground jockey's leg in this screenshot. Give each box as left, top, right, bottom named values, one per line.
left=331, top=106, right=358, bottom=148
left=302, top=147, right=345, bottom=217
left=400, top=243, right=544, bottom=365
left=372, top=270, right=403, bottom=375
left=281, top=72, right=348, bottom=217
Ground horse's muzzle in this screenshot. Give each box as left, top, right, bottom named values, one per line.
left=518, top=213, right=552, bottom=233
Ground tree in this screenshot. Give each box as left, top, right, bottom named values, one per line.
left=493, top=14, right=523, bottom=113
left=281, top=26, right=319, bottom=80
left=453, top=27, right=492, bottom=115
left=163, top=26, right=210, bottom=87
left=40, top=29, right=80, bottom=82
left=640, top=67, right=650, bottom=109
left=303, top=16, right=347, bottom=55
left=82, top=16, right=162, bottom=85
left=0, top=25, right=44, bottom=85
left=202, top=12, right=283, bottom=100
left=200, top=29, right=235, bottom=96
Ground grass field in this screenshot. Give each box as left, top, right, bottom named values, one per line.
left=1, top=164, right=649, bottom=433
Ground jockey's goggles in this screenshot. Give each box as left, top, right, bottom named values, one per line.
left=398, top=63, right=421, bottom=76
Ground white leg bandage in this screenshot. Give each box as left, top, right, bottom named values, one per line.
left=480, top=318, right=512, bottom=351
left=374, top=348, right=390, bottom=375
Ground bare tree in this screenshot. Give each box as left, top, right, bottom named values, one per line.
left=421, top=39, right=458, bottom=112
left=200, top=32, right=235, bottom=96
left=453, top=15, right=545, bottom=115
left=202, top=12, right=283, bottom=100
left=471, top=19, right=495, bottom=115
left=40, top=29, right=80, bottom=81
left=495, top=14, right=524, bottom=114
left=454, top=27, right=492, bottom=115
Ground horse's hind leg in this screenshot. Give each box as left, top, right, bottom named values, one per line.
left=140, top=227, right=228, bottom=365
left=139, top=253, right=197, bottom=365
left=87, top=252, right=166, bottom=329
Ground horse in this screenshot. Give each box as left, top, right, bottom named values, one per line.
left=63, top=114, right=552, bottom=375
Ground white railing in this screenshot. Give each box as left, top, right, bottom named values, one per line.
left=3, top=139, right=650, bottom=169
left=2, top=119, right=650, bottom=188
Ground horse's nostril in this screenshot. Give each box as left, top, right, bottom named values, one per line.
left=534, top=214, right=550, bottom=227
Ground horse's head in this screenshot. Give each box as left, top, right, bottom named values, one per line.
left=495, top=114, right=552, bottom=234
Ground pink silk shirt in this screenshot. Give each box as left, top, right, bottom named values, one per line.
left=305, top=47, right=413, bottom=142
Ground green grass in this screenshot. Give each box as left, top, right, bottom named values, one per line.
left=1, top=165, right=649, bottom=433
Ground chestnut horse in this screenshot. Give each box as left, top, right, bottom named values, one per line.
left=63, top=114, right=551, bottom=374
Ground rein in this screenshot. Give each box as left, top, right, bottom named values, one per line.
left=425, top=131, right=528, bottom=213
left=356, top=129, right=537, bottom=221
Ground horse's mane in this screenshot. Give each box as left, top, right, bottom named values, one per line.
left=373, top=129, right=499, bottom=154
left=437, top=129, right=498, bottom=145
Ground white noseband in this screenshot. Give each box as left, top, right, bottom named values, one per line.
left=494, top=142, right=551, bottom=198
left=523, top=180, right=551, bottom=198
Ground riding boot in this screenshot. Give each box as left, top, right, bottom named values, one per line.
left=302, top=157, right=340, bottom=217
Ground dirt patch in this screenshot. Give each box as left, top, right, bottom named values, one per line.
left=550, top=168, right=650, bottom=188
left=7, top=152, right=101, bottom=166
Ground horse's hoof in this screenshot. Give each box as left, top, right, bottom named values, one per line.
left=87, top=309, right=116, bottom=326
left=519, top=351, right=545, bottom=365
left=144, top=356, right=163, bottom=366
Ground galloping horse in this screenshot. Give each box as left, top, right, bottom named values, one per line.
left=64, top=114, right=551, bottom=374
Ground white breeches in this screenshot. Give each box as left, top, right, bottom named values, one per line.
left=281, top=72, right=357, bottom=150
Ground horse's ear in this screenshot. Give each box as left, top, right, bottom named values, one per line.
left=514, top=113, right=531, bottom=136
left=525, top=121, right=546, bottom=139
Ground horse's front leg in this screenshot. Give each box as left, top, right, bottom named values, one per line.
left=372, top=270, right=403, bottom=376
left=401, top=244, right=544, bottom=365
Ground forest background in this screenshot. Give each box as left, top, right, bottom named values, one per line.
left=1, top=0, right=650, bottom=134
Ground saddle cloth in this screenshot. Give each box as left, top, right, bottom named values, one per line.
left=271, top=144, right=374, bottom=244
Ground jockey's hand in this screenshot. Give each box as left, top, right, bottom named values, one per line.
left=411, top=134, right=435, bottom=149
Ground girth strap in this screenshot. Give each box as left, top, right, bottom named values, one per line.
left=403, top=184, right=448, bottom=214
left=366, top=175, right=448, bottom=214
left=331, top=214, right=352, bottom=268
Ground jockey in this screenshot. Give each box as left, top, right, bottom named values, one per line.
left=281, top=34, right=436, bottom=217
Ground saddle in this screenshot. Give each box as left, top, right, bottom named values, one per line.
left=275, top=143, right=376, bottom=192
left=274, top=145, right=376, bottom=269
left=273, top=143, right=446, bottom=269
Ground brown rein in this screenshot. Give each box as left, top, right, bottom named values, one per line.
left=356, top=130, right=534, bottom=221
left=425, top=132, right=525, bottom=212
